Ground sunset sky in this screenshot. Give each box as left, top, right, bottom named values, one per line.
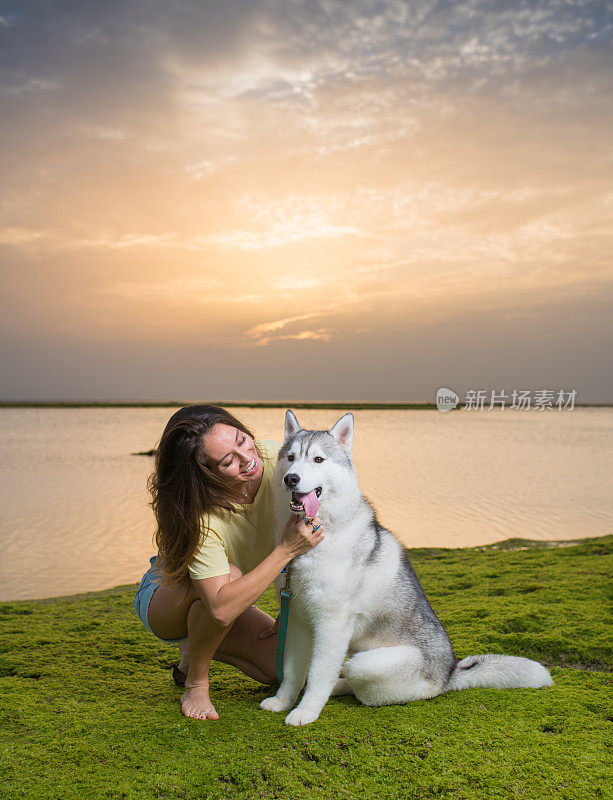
left=1, top=0, right=611, bottom=402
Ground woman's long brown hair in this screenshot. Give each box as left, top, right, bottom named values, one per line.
left=148, top=404, right=263, bottom=586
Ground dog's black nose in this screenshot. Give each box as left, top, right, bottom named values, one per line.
left=284, top=473, right=300, bottom=488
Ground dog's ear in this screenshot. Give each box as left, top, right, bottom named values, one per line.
left=329, top=412, right=354, bottom=453
left=284, top=409, right=302, bottom=440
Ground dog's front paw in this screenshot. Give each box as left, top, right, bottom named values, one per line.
left=260, top=695, right=291, bottom=713
left=284, top=706, right=320, bottom=726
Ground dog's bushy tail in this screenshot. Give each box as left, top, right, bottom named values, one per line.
left=445, top=654, right=553, bottom=692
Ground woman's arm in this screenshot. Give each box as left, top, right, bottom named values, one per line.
left=192, top=514, right=324, bottom=628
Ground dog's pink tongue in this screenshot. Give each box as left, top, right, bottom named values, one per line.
left=299, top=490, right=319, bottom=518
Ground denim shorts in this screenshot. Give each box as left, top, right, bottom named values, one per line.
left=134, top=556, right=188, bottom=644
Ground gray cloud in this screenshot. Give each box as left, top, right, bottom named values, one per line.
left=2, top=1, right=610, bottom=122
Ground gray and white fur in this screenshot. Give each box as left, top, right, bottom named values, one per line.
left=260, top=410, right=553, bottom=726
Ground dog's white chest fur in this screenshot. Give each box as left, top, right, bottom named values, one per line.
left=283, top=533, right=358, bottom=618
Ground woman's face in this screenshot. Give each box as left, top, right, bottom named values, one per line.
left=201, top=423, right=263, bottom=484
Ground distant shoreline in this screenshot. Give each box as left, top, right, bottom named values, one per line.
left=0, top=401, right=611, bottom=410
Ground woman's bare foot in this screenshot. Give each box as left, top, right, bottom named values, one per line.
left=181, top=684, right=219, bottom=721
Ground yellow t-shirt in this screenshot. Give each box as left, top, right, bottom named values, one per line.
left=188, top=440, right=282, bottom=581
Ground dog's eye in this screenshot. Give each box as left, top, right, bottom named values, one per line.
left=287, top=454, right=295, bottom=462
left=314, top=456, right=325, bottom=463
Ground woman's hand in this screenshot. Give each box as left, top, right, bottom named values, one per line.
left=280, top=513, right=325, bottom=559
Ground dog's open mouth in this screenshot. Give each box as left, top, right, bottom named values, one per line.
left=290, top=487, right=321, bottom=517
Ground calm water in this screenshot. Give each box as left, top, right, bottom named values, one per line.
left=0, top=407, right=611, bottom=601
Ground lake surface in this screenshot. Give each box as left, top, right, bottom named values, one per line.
left=0, top=407, right=611, bottom=601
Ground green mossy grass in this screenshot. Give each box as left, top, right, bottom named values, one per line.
left=1, top=536, right=611, bottom=800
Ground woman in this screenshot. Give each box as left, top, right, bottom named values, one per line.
left=133, top=404, right=324, bottom=721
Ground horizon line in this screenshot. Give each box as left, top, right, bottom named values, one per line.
left=1, top=401, right=612, bottom=410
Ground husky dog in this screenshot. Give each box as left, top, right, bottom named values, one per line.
left=260, top=410, right=553, bottom=726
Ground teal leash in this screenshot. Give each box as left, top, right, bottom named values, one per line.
left=275, top=563, right=292, bottom=684
left=275, top=519, right=322, bottom=683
